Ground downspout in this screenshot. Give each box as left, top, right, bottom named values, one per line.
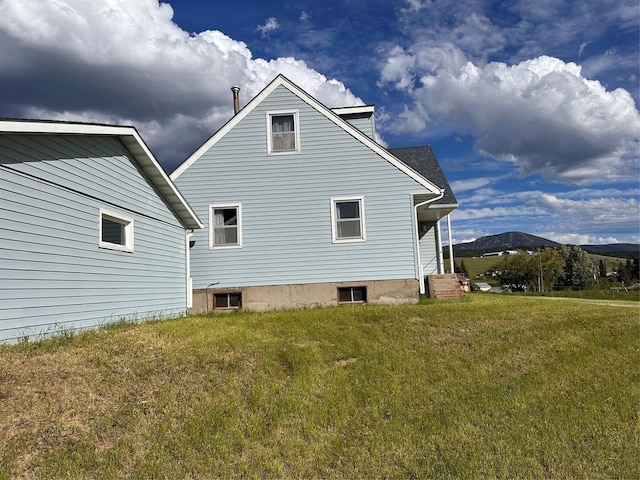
left=413, top=190, right=444, bottom=294
left=186, top=231, right=193, bottom=309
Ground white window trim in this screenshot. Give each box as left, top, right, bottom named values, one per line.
left=99, top=209, right=134, bottom=252
left=266, top=109, right=301, bottom=155
left=209, top=203, right=242, bottom=249
left=330, top=196, right=366, bottom=244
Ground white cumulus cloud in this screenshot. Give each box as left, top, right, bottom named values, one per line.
left=0, top=0, right=362, bottom=170
left=381, top=47, right=640, bottom=185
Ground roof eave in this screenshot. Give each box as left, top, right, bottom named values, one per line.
left=1, top=120, right=203, bottom=230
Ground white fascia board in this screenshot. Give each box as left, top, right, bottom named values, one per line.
left=0, top=119, right=203, bottom=229
left=0, top=119, right=133, bottom=136
left=331, top=105, right=375, bottom=115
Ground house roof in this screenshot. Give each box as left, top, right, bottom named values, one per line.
left=170, top=75, right=443, bottom=197
left=0, top=119, right=202, bottom=229
left=388, top=145, right=458, bottom=207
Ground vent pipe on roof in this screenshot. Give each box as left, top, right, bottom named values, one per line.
left=231, top=86, right=240, bottom=115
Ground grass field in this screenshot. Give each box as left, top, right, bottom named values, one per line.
left=1, top=296, right=638, bottom=479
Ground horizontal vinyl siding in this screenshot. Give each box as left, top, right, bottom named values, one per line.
left=419, top=223, right=440, bottom=275
left=0, top=134, right=179, bottom=225
left=178, top=86, right=431, bottom=289
left=0, top=144, right=187, bottom=342
left=341, top=117, right=373, bottom=138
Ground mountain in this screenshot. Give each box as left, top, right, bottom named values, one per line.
left=451, top=232, right=639, bottom=258
left=453, top=232, right=560, bottom=257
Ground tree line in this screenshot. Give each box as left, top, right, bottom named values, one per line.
left=455, top=246, right=639, bottom=292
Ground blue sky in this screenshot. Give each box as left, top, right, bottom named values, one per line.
left=1, top=0, right=638, bottom=245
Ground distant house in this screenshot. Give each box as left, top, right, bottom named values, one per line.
left=171, top=75, right=458, bottom=312
left=0, top=120, right=202, bottom=342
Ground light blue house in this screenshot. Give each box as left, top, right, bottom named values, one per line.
left=171, top=75, right=458, bottom=311
left=0, top=120, right=202, bottom=342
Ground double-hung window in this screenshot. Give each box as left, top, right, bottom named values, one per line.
left=99, top=209, right=134, bottom=252
left=331, top=197, right=366, bottom=243
left=209, top=204, right=242, bottom=249
left=267, top=110, right=300, bottom=154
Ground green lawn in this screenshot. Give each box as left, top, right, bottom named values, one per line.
left=1, top=296, right=638, bottom=479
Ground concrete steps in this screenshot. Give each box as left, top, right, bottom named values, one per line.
left=426, top=274, right=465, bottom=299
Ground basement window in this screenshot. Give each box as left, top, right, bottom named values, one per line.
left=214, top=292, right=242, bottom=310
left=99, top=209, right=134, bottom=252
left=338, top=286, right=367, bottom=304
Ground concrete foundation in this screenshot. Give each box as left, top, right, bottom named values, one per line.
left=190, top=278, right=420, bottom=314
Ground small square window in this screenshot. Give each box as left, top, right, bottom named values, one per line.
left=331, top=197, right=366, bottom=243
left=210, top=204, right=242, bottom=248
left=214, top=292, right=242, bottom=310
left=267, top=110, right=300, bottom=154
left=99, top=210, right=133, bottom=252
left=338, top=287, right=367, bottom=304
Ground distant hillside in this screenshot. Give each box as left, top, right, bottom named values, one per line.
left=453, top=232, right=560, bottom=257
left=578, top=244, right=639, bottom=259
left=451, top=232, right=639, bottom=259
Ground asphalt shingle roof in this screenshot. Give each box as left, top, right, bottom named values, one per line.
left=389, top=145, right=458, bottom=206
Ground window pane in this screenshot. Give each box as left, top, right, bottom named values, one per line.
left=213, top=207, right=238, bottom=245
left=337, top=220, right=361, bottom=238
left=271, top=114, right=296, bottom=152
left=338, top=288, right=352, bottom=302
left=336, top=201, right=360, bottom=220
left=272, top=115, right=294, bottom=133
left=214, top=294, right=229, bottom=308
left=215, top=209, right=237, bottom=227
left=272, top=132, right=295, bottom=151
left=352, top=287, right=366, bottom=302
left=228, top=293, right=241, bottom=307
left=102, top=217, right=124, bottom=245
left=214, top=293, right=241, bottom=309
left=222, top=227, right=237, bottom=244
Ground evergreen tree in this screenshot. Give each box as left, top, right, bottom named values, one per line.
left=617, top=260, right=631, bottom=284
left=460, top=259, right=469, bottom=277
left=598, top=259, right=607, bottom=278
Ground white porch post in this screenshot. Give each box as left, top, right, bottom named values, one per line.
left=436, top=220, right=444, bottom=274
left=447, top=214, right=454, bottom=274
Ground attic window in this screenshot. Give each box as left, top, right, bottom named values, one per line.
left=267, top=110, right=300, bottom=154
left=99, top=209, right=134, bottom=252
